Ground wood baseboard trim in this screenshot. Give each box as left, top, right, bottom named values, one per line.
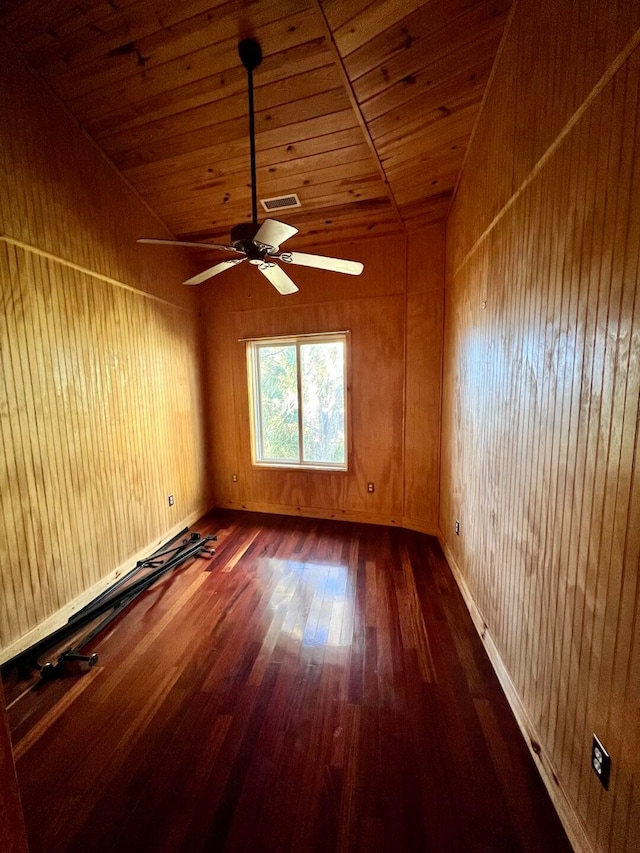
left=439, top=536, right=593, bottom=853
left=0, top=506, right=209, bottom=666
left=217, top=500, right=407, bottom=529
left=216, top=503, right=441, bottom=537
left=401, top=517, right=441, bottom=537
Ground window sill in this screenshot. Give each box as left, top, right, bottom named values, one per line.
left=252, top=462, right=349, bottom=473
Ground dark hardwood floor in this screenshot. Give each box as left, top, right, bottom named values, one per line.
left=3, top=511, right=571, bottom=852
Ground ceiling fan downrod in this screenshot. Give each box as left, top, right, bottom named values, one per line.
left=238, top=38, right=262, bottom=228
left=136, top=36, right=364, bottom=294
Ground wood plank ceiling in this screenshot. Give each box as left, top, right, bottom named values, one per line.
left=0, top=0, right=512, bottom=249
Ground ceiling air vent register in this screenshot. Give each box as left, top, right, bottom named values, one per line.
left=260, top=193, right=302, bottom=212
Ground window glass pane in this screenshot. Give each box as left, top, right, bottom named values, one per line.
left=300, top=341, right=345, bottom=464
left=257, top=344, right=299, bottom=461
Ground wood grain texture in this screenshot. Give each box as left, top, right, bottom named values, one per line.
left=0, top=34, right=195, bottom=309
left=443, top=3, right=640, bottom=850
left=0, top=0, right=512, bottom=245
left=0, top=681, right=28, bottom=853
left=326, top=0, right=513, bottom=228
left=202, top=229, right=443, bottom=533
left=0, top=37, right=208, bottom=657
left=0, top=2, right=396, bottom=247
left=447, top=0, right=640, bottom=275
left=403, top=227, right=444, bottom=532
left=3, top=510, right=571, bottom=853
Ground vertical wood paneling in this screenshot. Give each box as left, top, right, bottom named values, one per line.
left=447, top=0, right=640, bottom=277
left=0, top=243, right=207, bottom=655
left=0, top=32, right=195, bottom=309
left=443, top=3, right=640, bottom=849
left=0, top=37, right=207, bottom=659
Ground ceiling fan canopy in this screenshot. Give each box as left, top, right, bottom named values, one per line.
left=137, top=37, right=364, bottom=295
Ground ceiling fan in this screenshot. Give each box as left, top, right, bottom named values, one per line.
left=137, top=38, right=364, bottom=295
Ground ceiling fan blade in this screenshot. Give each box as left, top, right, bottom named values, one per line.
left=278, top=251, right=364, bottom=276
left=183, top=257, right=246, bottom=285
left=257, top=262, right=299, bottom=295
left=253, top=219, right=298, bottom=251
left=138, top=237, right=240, bottom=253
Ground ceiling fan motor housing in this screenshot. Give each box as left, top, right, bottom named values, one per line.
left=230, top=221, right=267, bottom=258
left=238, top=38, right=262, bottom=71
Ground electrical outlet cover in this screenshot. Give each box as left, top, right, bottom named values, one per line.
left=592, top=734, right=610, bottom=790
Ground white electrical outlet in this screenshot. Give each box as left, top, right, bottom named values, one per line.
left=592, top=734, right=610, bottom=790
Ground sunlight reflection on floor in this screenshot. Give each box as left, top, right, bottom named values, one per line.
left=268, top=559, right=353, bottom=647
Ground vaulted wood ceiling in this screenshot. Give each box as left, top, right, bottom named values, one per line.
left=0, top=0, right=512, bottom=249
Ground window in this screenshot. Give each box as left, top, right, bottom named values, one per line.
left=246, top=332, right=348, bottom=470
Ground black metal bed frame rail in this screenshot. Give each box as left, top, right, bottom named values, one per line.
left=5, top=528, right=216, bottom=678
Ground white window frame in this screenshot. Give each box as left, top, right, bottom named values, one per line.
left=245, top=331, right=349, bottom=471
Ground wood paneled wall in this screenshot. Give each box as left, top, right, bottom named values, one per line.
left=404, top=232, right=444, bottom=530
left=0, top=37, right=208, bottom=660
left=202, top=227, right=444, bottom=532
left=443, top=2, right=640, bottom=850
left=0, top=34, right=194, bottom=310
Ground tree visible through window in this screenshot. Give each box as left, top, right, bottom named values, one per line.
left=247, top=333, right=347, bottom=469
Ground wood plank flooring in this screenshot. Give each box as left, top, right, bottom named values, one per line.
left=2, top=511, right=571, bottom=852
